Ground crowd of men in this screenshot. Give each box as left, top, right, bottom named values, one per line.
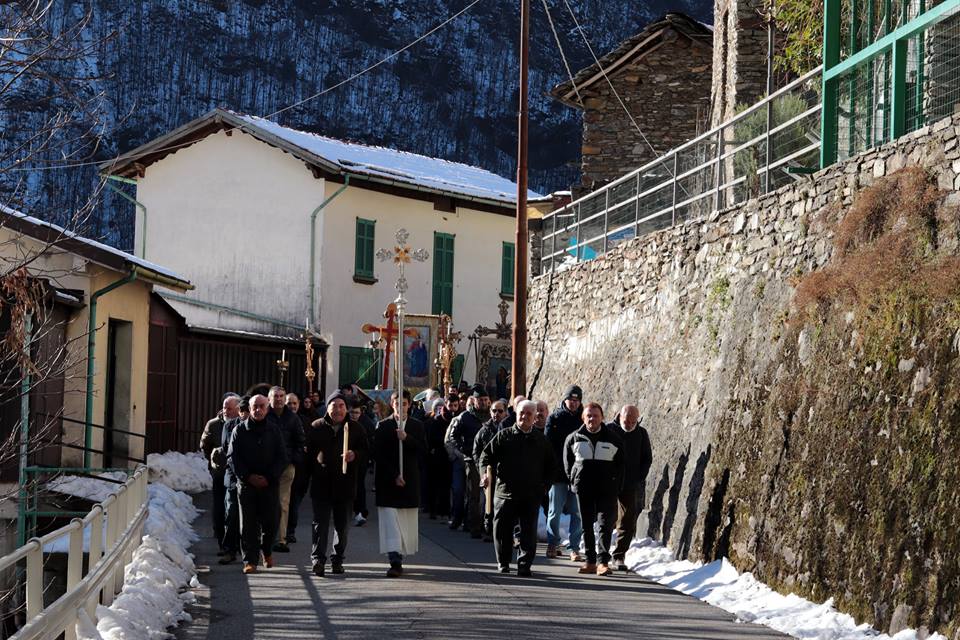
left=199, top=381, right=652, bottom=579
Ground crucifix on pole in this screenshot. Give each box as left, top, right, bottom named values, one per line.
left=362, top=302, right=417, bottom=389
left=376, top=228, right=429, bottom=479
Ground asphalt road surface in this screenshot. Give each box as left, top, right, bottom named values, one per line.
left=175, top=483, right=789, bottom=640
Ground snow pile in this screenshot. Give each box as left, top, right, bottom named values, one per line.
left=536, top=510, right=570, bottom=543
left=146, top=451, right=212, bottom=493
left=626, top=538, right=947, bottom=640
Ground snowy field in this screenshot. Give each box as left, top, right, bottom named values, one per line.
left=44, top=451, right=209, bottom=640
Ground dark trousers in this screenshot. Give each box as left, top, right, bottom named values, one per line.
left=238, top=483, right=279, bottom=565
left=450, top=458, right=466, bottom=525
left=211, top=472, right=226, bottom=549
left=353, top=456, right=369, bottom=517
left=493, top=496, right=539, bottom=570
left=287, top=462, right=310, bottom=538
left=223, top=484, right=240, bottom=554
left=612, top=485, right=642, bottom=561
left=426, top=455, right=451, bottom=517
left=465, top=461, right=482, bottom=535
left=311, top=497, right=353, bottom=564
left=578, top=492, right=617, bottom=565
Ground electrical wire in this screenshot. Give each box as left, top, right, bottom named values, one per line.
left=540, top=0, right=583, bottom=105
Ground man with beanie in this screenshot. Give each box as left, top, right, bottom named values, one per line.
left=306, top=391, right=368, bottom=576
left=545, top=385, right=585, bottom=561
left=611, top=405, right=653, bottom=571
left=563, top=402, right=624, bottom=577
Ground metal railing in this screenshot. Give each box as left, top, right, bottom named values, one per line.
left=539, top=66, right=824, bottom=273
left=0, top=466, right=149, bottom=640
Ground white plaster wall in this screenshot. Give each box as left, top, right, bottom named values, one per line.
left=320, top=186, right=516, bottom=387
left=135, top=130, right=325, bottom=332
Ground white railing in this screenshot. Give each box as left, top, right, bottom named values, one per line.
left=540, top=66, right=824, bottom=273
left=0, top=467, right=149, bottom=640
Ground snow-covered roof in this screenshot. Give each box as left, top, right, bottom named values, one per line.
left=103, top=109, right=541, bottom=209
left=0, top=204, right=192, bottom=289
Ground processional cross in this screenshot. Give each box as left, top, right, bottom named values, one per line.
left=436, top=315, right=463, bottom=390
left=376, top=228, right=429, bottom=478
left=362, top=303, right=418, bottom=389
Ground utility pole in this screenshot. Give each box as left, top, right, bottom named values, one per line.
left=511, top=0, right=530, bottom=399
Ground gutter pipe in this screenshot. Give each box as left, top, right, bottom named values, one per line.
left=84, top=271, right=138, bottom=468
left=103, top=175, right=148, bottom=260
left=309, top=174, right=352, bottom=328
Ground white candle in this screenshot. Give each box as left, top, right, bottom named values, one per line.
left=281, top=349, right=286, bottom=361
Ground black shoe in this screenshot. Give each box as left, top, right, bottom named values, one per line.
left=386, top=563, right=403, bottom=578
left=218, top=553, right=236, bottom=565
left=517, top=566, right=532, bottom=577
left=273, top=542, right=290, bottom=553
left=331, top=561, right=345, bottom=575
left=448, top=521, right=462, bottom=530
left=498, top=566, right=510, bottom=574
left=287, top=534, right=297, bottom=544
left=312, top=562, right=325, bottom=577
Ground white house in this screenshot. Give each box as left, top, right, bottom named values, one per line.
left=101, top=109, right=542, bottom=394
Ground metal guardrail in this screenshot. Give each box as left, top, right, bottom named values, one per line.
left=539, top=66, right=824, bottom=273
left=0, top=466, right=149, bottom=640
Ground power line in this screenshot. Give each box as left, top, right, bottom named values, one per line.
left=264, top=0, right=484, bottom=119
left=540, top=0, right=583, bottom=105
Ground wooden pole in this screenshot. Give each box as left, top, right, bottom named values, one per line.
left=511, top=0, right=530, bottom=399
left=342, top=422, right=350, bottom=474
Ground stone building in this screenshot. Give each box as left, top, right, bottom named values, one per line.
left=710, top=0, right=771, bottom=125
left=548, top=13, right=713, bottom=193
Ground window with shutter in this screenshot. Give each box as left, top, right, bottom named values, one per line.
left=354, top=218, right=376, bottom=282
left=338, top=346, right=380, bottom=389
left=432, top=232, right=455, bottom=315
left=501, top=242, right=515, bottom=298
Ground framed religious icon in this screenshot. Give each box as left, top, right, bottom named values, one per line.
left=402, top=314, right=441, bottom=391
left=478, top=339, right=512, bottom=401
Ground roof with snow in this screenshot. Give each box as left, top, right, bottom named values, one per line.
left=0, top=204, right=193, bottom=291
left=101, top=109, right=540, bottom=212
left=550, top=13, right=713, bottom=109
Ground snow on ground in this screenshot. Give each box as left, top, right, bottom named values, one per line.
left=43, top=452, right=204, bottom=639
left=626, top=537, right=946, bottom=640
left=146, top=451, right=212, bottom=493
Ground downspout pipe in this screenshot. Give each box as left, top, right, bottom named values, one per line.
left=103, top=175, right=147, bottom=259
left=17, top=314, right=33, bottom=547
left=309, top=174, right=352, bottom=328
left=84, top=271, right=138, bottom=468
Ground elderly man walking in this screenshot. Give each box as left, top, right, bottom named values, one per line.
left=200, top=394, right=240, bottom=554
left=227, top=394, right=288, bottom=574
left=611, top=405, right=653, bottom=570
left=267, top=386, right=305, bottom=553
left=564, top=402, right=624, bottom=576
left=479, top=400, right=555, bottom=576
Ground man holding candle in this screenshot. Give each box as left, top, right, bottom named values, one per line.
left=305, top=391, right=367, bottom=576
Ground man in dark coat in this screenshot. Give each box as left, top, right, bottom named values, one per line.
left=473, top=399, right=507, bottom=540
left=544, top=385, right=585, bottom=560
left=563, top=402, right=624, bottom=577
left=610, top=405, right=653, bottom=570
left=350, top=400, right=377, bottom=526
left=444, top=387, right=487, bottom=537
left=479, top=400, right=555, bottom=576
left=267, top=386, right=305, bottom=553
left=373, top=390, right=427, bottom=577
left=285, top=392, right=313, bottom=544
left=306, top=391, right=368, bottom=576
left=200, top=394, right=240, bottom=554
left=227, top=394, right=288, bottom=574
left=424, top=394, right=456, bottom=519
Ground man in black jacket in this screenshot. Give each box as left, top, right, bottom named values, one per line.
left=544, top=385, right=585, bottom=561
left=200, top=394, right=240, bottom=555
left=424, top=395, right=456, bottom=519
left=610, top=405, right=653, bottom=570
left=473, top=399, right=507, bottom=540
left=306, top=391, right=368, bottom=576
left=267, top=386, right=305, bottom=553
left=374, top=390, right=427, bottom=577
left=479, top=400, right=555, bottom=576
left=444, top=388, right=486, bottom=537
left=227, top=394, right=288, bottom=574
left=563, top=402, right=624, bottom=577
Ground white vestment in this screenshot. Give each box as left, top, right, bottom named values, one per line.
left=378, top=507, right=419, bottom=556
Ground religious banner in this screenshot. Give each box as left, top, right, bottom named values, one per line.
left=478, top=339, right=512, bottom=400
left=402, top=314, right=440, bottom=391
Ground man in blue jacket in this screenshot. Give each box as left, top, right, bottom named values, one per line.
left=227, top=394, right=288, bottom=574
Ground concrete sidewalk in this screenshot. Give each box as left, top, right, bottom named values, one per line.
left=176, top=484, right=789, bottom=639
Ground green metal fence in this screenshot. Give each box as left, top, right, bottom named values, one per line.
left=822, top=0, right=960, bottom=165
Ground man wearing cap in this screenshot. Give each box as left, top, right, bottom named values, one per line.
left=444, top=386, right=488, bottom=538
left=545, top=385, right=586, bottom=561
left=227, top=394, right=288, bottom=574
left=479, top=400, right=555, bottom=576
left=306, top=391, right=368, bottom=576
left=200, top=394, right=240, bottom=555
left=266, top=386, right=305, bottom=554
left=373, top=390, right=427, bottom=577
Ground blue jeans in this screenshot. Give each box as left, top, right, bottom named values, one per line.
left=547, top=483, right=582, bottom=551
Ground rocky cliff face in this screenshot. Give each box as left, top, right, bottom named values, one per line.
left=0, top=0, right=712, bottom=249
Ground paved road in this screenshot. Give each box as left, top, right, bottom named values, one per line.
left=176, top=486, right=788, bottom=640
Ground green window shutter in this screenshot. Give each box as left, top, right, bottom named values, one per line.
left=339, top=346, right=380, bottom=389
left=451, top=354, right=465, bottom=385
left=501, top=242, right=515, bottom=297
left=432, top=232, right=455, bottom=315
left=354, top=218, right=376, bottom=279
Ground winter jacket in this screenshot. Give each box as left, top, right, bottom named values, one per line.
left=306, top=414, right=368, bottom=502
left=373, top=416, right=427, bottom=508
left=444, top=409, right=483, bottom=462
left=268, top=407, right=306, bottom=465
left=563, top=424, right=625, bottom=499
left=227, top=416, right=288, bottom=487
left=200, top=414, right=225, bottom=473
left=478, top=426, right=555, bottom=501
left=425, top=411, right=453, bottom=462
left=610, top=419, right=653, bottom=499
left=472, top=417, right=504, bottom=463
left=545, top=403, right=582, bottom=483
left=220, top=417, right=241, bottom=488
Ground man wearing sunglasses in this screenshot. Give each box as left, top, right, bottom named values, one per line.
left=473, top=399, right=508, bottom=541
